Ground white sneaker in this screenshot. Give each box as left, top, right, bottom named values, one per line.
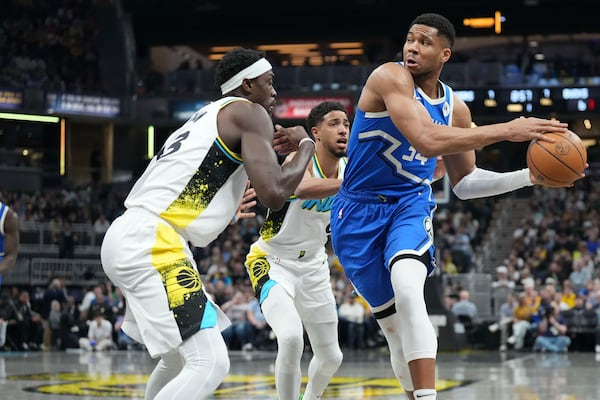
left=507, top=336, right=516, bottom=345
left=488, top=323, right=499, bottom=333
left=499, top=345, right=507, bottom=352
left=595, top=345, right=600, bottom=353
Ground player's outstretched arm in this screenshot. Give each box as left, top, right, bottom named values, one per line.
left=368, top=63, right=568, bottom=158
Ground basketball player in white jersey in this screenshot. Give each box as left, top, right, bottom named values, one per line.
left=100, top=47, right=317, bottom=400
left=245, top=101, right=348, bottom=400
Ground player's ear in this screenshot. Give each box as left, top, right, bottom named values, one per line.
left=441, top=48, right=451, bottom=63
left=311, top=126, right=320, bottom=141
left=241, top=78, right=253, bottom=93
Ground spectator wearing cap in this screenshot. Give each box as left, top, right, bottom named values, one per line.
left=492, top=265, right=515, bottom=290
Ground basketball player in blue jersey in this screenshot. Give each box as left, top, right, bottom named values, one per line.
left=245, top=101, right=348, bottom=400
left=101, top=48, right=316, bottom=400
left=330, top=13, right=577, bottom=400
left=0, top=201, right=19, bottom=287
left=0, top=201, right=18, bottom=349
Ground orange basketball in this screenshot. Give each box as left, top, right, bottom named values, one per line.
left=526, top=130, right=587, bottom=187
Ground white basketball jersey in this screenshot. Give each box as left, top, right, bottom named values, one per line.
left=125, top=97, right=249, bottom=247
left=256, top=155, right=347, bottom=257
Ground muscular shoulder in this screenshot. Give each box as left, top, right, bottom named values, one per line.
left=2, top=207, right=19, bottom=235
left=220, top=100, right=270, bottom=129
left=360, top=62, right=414, bottom=111
left=368, top=62, right=413, bottom=88
left=218, top=100, right=272, bottom=150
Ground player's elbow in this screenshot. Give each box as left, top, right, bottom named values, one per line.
left=451, top=178, right=472, bottom=200
left=451, top=187, right=470, bottom=201
left=257, top=189, right=288, bottom=211
left=411, top=137, right=441, bottom=159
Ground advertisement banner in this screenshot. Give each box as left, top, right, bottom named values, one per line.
left=274, top=96, right=355, bottom=119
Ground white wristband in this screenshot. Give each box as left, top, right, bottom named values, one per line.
left=299, top=137, right=316, bottom=148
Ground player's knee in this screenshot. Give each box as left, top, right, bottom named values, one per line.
left=393, top=284, right=422, bottom=314
left=277, top=332, right=304, bottom=358
left=323, top=346, right=343, bottom=372
left=214, top=353, right=230, bottom=378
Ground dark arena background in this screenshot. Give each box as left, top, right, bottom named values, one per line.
left=2, top=0, right=600, bottom=399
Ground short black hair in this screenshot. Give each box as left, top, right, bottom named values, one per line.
left=306, top=101, right=347, bottom=131
left=214, top=47, right=266, bottom=89
left=409, top=13, right=455, bottom=48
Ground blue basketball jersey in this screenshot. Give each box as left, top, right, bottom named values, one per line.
left=331, top=74, right=455, bottom=308
left=0, top=202, right=7, bottom=287
left=0, top=202, right=7, bottom=262
left=342, top=73, right=454, bottom=200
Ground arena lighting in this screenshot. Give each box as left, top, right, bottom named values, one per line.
left=147, top=125, right=155, bottom=159
left=329, top=42, right=363, bottom=49
left=463, top=11, right=505, bottom=34
left=60, top=118, right=66, bottom=176
left=0, top=112, right=60, bottom=123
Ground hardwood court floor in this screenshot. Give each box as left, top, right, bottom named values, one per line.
left=1, top=348, right=600, bottom=399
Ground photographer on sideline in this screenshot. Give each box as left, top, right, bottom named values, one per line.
left=532, top=302, right=571, bottom=353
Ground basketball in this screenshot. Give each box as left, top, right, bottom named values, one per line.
left=526, top=130, right=587, bottom=187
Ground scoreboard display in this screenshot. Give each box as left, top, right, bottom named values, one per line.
left=453, top=86, right=599, bottom=117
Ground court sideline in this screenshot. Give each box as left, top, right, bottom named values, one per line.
left=1, top=348, right=600, bottom=399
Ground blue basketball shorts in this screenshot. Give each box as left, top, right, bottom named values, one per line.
left=330, top=189, right=437, bottom=308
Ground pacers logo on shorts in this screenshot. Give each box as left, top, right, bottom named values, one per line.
left=247, top=257, right=270, bottom=291
left=160, top=260, right=202, bottom=309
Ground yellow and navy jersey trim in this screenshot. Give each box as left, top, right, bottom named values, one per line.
left=160, top=139, right=243, bottom=228
left=215, top=136, right=243, bottom=163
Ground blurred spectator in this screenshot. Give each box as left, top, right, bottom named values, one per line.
left=47, top=299, right=62, bottom=349
left=244, top=290, right=269, bottom=351
left=92, top=214, right=110, bottom=245
left=58, top=221, right=77, bottom=258
left=221, top=290, right=251, bottom=350
left=451, top=289, right=478, bottom=320
left=79, top=305, right=114, bottom=352
left=492, top=265, right=515, bottom=290
left=338, top=293, right=366, bottom=350
left=5, top=290, right=43, bottom=351
left=450, top=224, right=473, bottom=272
left=489, top=291, right=517, bottom=352
left=113, top=303, right=144, bottom=351
left=59, top=295, right=81, bottom=350
left=532, top=302, right=570, bottom=353
left=570, top=255, right=593, bottom=293
left=507, top=291, right=536, bottom=351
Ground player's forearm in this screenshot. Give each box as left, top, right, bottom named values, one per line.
left=417, top=123, right=510, bottom=157
left=266, top=140, right=316, bottom=210
left=451, top=168, right=532, bottom=200
left=295, top=178, right=342, bottom=199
